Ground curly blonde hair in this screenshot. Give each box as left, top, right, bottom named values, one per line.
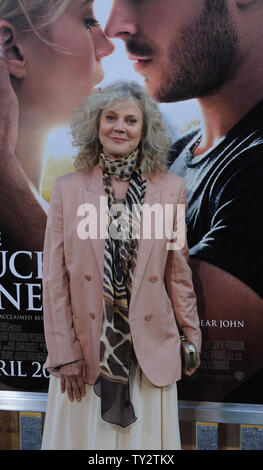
left=71, top=81, right=171, bottom=180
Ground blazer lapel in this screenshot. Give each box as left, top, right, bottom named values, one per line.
left=83, top=164, right=160, bottom=293
left=129, top=180, right=160, bottom=312
left=83, top=165, right=106, bottom=281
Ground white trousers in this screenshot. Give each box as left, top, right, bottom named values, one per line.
left=41, top=357, right=181, bottom=451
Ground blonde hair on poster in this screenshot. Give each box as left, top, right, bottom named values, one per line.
left=0, top=0, right=70, bottom=45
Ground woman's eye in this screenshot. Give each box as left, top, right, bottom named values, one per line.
left=127, top=119, right=137, bottom=124
left=106, top=115, right=114, bottom=121
left=85, top=17, right=99, bottom=31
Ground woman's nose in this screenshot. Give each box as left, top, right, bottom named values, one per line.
left=95, top=28, right=115, bottom=60
left=114, top=120, right=125, bottom=132
left=105, top=0, right=137, bottom=39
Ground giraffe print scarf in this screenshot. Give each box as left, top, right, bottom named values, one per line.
left=93, top=149, right=146, bottom=428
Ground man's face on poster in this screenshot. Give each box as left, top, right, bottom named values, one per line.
left=106, top=0, right=241, bottom=102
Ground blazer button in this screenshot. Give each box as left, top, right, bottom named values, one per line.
left=85, top=275, right=92, bottom=281
left=144, top=314, right=153, bottom=321
left=149, top=276, right=158, bottom=282
left=90, top=313, right=95, bottom=319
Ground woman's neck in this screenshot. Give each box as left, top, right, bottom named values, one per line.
left=102, top=148, right=138, bottom=161
left=103, top=153, right=124, bottom=161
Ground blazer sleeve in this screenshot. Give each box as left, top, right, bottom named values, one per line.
left=42, top=177, right=84, bottom=369
left=164, top=178, right=202, bottom=353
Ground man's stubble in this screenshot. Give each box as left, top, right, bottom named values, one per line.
left=156, top=0, right=241, bottom=103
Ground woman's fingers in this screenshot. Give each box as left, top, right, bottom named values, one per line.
left=184, top=365, right=198, bottom=376
left=183, top=353, right=201, bottom=376
left=64, top=377, right=86, bottom=402
left=59, top=360, right=88, bottom=402
left=76, top=376, right=86, bottom=397
left=65, top=377, right=75, bottom=402
left=60, top=376, right=65, bottom=394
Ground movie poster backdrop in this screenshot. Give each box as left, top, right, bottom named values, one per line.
left=0, top=1, right=262, bottom=405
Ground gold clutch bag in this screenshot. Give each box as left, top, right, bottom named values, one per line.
left=180, top=335, right=197, bottom=370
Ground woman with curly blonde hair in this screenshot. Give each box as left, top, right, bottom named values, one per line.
left=71, top=80, right=170, bottom=179
left=42, top=80, right=201, bottom=450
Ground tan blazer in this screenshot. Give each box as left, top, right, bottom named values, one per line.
left=43, top=164, right=201, bottom=387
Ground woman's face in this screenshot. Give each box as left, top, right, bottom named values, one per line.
left=99, top=99, right=144, bottom=159
left=17, top=0, right=114, bottom=124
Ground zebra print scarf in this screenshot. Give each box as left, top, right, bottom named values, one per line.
left=93, top=150, right=146, bottom=428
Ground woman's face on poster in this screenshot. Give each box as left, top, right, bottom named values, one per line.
left=18, top=0, right=114, bottom=124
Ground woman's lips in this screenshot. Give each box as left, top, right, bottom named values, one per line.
left=111, top=137, right=127, bottom=143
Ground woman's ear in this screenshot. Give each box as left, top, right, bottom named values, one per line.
left=0, top=20, right=26, bottom=79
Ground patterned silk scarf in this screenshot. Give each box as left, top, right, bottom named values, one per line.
left=93, top=149, right=147, bottom=428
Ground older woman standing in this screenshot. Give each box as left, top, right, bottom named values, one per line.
left=41, top=81, right=201, bottom=450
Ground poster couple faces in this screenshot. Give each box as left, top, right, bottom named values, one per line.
left=0, top=0, right=262, bottom=404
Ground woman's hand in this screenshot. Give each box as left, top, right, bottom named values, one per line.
left=59, top=359, right=88, bottom=402
left=47, top=367, right=61, bottom=378
left=0, top=37, right=19, bottom=156
left=183, top=352, right=201, bottom=377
